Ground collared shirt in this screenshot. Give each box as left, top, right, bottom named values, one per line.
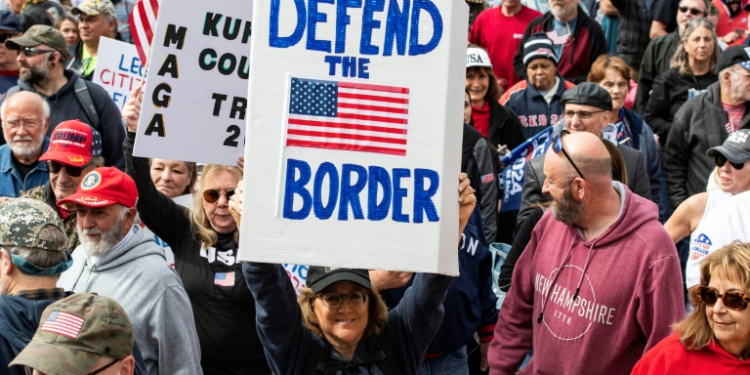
left=0, top=137, right=50, bottom=197
left=12, top=287, right=68, bottom=302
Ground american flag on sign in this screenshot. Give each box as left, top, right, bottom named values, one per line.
left=214, top=272, right=235, bottom=287
left=129, top=0, right=159, bottom=66
left=285, top=77, right=410, bottom=156
left=40, top=311, right=85, bottom=339
left=546, top=27, right=570, bottom=45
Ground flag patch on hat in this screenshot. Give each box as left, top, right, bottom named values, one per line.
left=214, top=272, right=235, bottom=287
left=40, top=311, right=85, bottom=339
left=481, top=173, right=494, bottom=184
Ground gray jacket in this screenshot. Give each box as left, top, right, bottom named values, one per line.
left=58, top=225, right=202, bottom=375
left=664, top=82, right=750, bottom=208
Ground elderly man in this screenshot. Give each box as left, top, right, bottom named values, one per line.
left=0, top=91, right=49, bottom=197
left=0, top=25, right=124, bottom=169
left=22, top=120, right=104, bottom=249
left=517, top=83, right=653, bottom=225
left=68, top=0, right=117, bottom=81
left=11, top=293, right=136, bottom=375
left=664, top=46, right=750, bottom=209
left=636, top=0, right=711, bottom=113
left=0, top=198, right=73, bottom=375
left=489, top=131, right=684, bottom=375
left=513, top=0, right=608, bottom=84
left=57, top=167, right=202, bottom=375
left=0, top=11, right=22, bottom=93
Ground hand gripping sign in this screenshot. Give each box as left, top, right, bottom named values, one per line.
left=239, top=0, right=468, bottom=275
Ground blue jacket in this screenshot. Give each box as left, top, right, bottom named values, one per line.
left=242, top=262, right=455, bottom=375
left=500, top=74, right=574, bottom=139
left=381, top=208, right=498, bottom=354
left=0, top=137, right=49, bottom=197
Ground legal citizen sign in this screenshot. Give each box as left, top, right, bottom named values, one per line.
left=239, top=0, right=468, bottom=275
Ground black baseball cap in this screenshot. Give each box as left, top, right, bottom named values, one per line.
left=717, top=46, right=750, bottom=72
left=561, top=82, right=613, bottom=111
left=707, top=129, right=750, bottom=163
left=306, top=267, right=371, bottom=293
left=0, top=10, right=21, bottom=33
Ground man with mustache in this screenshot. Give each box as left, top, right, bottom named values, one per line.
left=57, top=167, right=202, bottom=375
left=0, top=90, right=49, bottom=197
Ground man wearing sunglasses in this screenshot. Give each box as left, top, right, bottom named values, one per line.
left=518, top=82, right=653, bottom=225
left=56, top=167, right=202, bottom=375
left=0, top=25, right=125, bottom=171
left=685, top=129, right=750, bottom=306
left=20, top=120, right=104, bottom=251
left=637, top=0, right=711, bottom=113
left=0, top=11, right=22, bottom=94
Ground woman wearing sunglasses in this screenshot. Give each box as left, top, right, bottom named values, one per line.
left=631, top=242, right=750, bottom=373
left=121, top=85, right=271, bottom=374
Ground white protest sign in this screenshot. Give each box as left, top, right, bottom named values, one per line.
left=239, top=0, right=468, bottom=275
left=92, top=37, right=144, bottom=112
left=133, top=0, right=252, bottom=165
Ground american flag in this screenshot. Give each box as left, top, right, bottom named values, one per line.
left=546, top=27, right=570, bottom=45
left=214, top=272, right=235, bottom=287
left=285, top=77, right=410, bottom=156
left=129, top=0, right=159, bottom=66
left=481, top=173, right=494, bottom=184
left=40, top=311, right=85, bottom=339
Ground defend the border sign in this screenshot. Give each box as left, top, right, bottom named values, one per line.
left=239, top=0, right=468, bottom=275
left=133, top=0, right=253, bottom=165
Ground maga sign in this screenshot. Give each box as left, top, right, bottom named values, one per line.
left=132, top=0, right=252, bottom=165
left=92, top=37, right=144, bottom=111
left=239, top=0, right=468, bottom=275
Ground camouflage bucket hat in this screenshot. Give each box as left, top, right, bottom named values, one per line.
left=0, top=198, right=66, bottom=251
left=5, top=25, right=69, bottom=59
left=10, top=293, right=134, bottom=374
left=72, top=0, right=116, bottom=18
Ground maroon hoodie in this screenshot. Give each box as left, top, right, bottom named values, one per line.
left=489, top=183, right=684, bottom=375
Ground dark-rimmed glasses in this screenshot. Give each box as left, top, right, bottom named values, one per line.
left=19, top=46, right=57, bottom=57
left=317, top=291, right=369, bottom=309
left=45, top=161, right=91, bottom=177
left=714, top=154, right=745, bottom=170
left=25, top=358, right=119, bottom=375
left=203, top=189, right=235, bottom=203
left=678, top=6, right=704, bottom=16
left=552, top=130, right=585, bottom=180
left=698, top=286, right=750, bottom=311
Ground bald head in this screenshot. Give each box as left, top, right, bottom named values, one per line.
left=564, top=132, right=613, bottom=183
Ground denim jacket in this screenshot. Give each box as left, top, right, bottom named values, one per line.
left=0, top=138, right=49, bottom=197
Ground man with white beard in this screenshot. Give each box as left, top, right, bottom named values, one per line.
left=512, top=0, right=607, bottom=84
left=57, top=167, right=203, bottom=375
left=0, top=91, right=49, bottom=197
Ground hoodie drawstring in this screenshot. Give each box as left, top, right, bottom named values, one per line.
left=573, top=240, right=598, bottom=301
left=537, top=238, right=575, bottom=324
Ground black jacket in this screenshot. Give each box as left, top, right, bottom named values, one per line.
left=611, top=0, right=650, bottom=69
left=487, top=100, right=527, bottom=151
left=19, top=1, right=65, bottom=31
left=463, top=124, right=498, bottom=243
left=66, top=41, right=93, bottom=81
left=636, top=32, right=681, bottom=114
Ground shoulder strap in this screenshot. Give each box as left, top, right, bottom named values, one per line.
left=73, top=79, right=100, bottom=131
left=302, top=337, right=326, bottom=375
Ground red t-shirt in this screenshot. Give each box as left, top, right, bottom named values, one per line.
left=469, top=6, right=542, bottom=91
left=713, top=0, right=748, bottom=38
left=723, top=102, right=745, bottom=133
left=471, top=101, right=491, bottom=138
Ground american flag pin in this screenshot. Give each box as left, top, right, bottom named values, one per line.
left=214, top=272, right=236, bottom=287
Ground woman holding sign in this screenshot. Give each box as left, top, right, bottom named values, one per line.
left=233, top=174, right=476, bottom=375
left=122, top=86, right=271, bottom=375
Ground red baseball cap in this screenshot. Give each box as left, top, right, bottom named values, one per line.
left=57, top=167, right=138, bottom=208
left=39, top=120, right=103, bottom=167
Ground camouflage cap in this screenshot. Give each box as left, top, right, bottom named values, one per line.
left=10, top=293, right=134, bottom=374
left=72, top=0, right=116, bottom=18
left=5, top=25, right=69, bottom=59
left=0, top=198, right=66, bottom=251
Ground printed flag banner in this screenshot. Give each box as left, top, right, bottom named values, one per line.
left=500, top=127, right=554, bottom=213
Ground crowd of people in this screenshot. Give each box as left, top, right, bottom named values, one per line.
left=0, top=0, right=749, bottom=374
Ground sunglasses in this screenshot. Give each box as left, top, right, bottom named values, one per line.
left=202, top=189, right=235, bottom=203
left=317, top=291, right=369, bottom=309
left=698, top=286, right=750, bottom=311
left=19, top=46, right=57, bottom=57
left=563, top=110, right=605, bottom=120
left=45, top=161, right=91, bottom=177
left=25, top=358, right=119, bottom=375
left=714, top=154, right=745, bottom=170
left=552, top=130, right=586, bottom=180
left=678, top=6, right=704, bottom=16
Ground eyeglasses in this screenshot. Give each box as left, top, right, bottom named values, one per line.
left=45, top=161, right=91, bottom=177
left=3, top=119, right=41, bottom=130
left=19, top=46, right=56, bottom=57
left=714, top=154, right=745, bottom=170
left=25, top=359, right=120, bottom=375
left=552, top=129, right=586, bottom=180
left=563, top=110, right=605, bottom=120
left=678, top=6, right=704, bottom=16
left=317, top=291, right=369, bottom=309
left=202, top=189, right=235, bottom=203
left=698, top=286, right=750, bottom=311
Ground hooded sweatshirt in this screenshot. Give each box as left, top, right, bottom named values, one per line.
left=58, top=224, right=203, bottom=375
left=489, top=183, right=684, bottom=375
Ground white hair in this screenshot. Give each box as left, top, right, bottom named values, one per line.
left=0, top=91, right=51, bottom=121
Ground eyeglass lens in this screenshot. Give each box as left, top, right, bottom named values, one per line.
left=699, top=286, right=749, bottom=311
left=714, top=155, right=745, bottom=170
left=203, top=189, right=235, bottom=203
left=678, top=6, right=703, bottom=15
left=45, top=161, right=88, bottom=177
left=320, top=292, right=368, bottom=308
